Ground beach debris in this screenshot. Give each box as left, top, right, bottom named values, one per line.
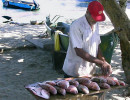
left=2, top=16, right=13, bottom=21
left=3, top=21, right=11, bottom=23
left=30, top=20, right=44, bottom=25
left=10, top=22, right=29, bottom=26
left=38, top=31, right=49, bottom=38
left=2, top=16, right=44, bottom=25
left=2, top=15, right=13, bottom=23
left=66, top=85, right=78, bottom=94
left=77, top=84, right=89, bottom=94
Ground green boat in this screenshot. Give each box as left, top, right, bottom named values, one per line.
left=45, top=15, right=119, bottom=71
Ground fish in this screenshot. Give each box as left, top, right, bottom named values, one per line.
left=54, top=86, right=66, bottom=96
left=69, top=79, right=79, bottom=87
left=40, top=89, right=50, bottom=99
left=45, top=81, right=56, bottom=86
left=107, top=77, right=120, bottom=86
left=97, top=76, right=117, bottom=86
left=38, top=83, right=57, bottom=95
left=87, top=82, right=100, bottom=91
left=74, top=78, right=91, bottom=86
left=106, top=78, right=117, bottom=86
left=91, top=77, right=107, bottom=83
left=56, top=80, right=70, bottom=89
left=28, top=86, right=50, bottom=99
left=66, top=85, right=78, bottom=94
left=98, top=83, right=111, bottom=89
left=119, top=81, right=126, bottom=86
left=77, top=84, right=89, bottom=94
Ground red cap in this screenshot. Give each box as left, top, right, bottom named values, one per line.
left=88, top=1, right=105, bottom=21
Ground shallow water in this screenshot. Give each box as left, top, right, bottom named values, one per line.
left=0, top=0, right=129, bottom=24
left=0, top=0, right=94, bottom=23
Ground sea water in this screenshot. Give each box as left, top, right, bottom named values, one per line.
left=0, top=0, right=129, bottom=24
left=0, top=0, right=94, bottom=23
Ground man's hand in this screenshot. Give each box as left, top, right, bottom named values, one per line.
left=101, top=61, right=112, bottom=76
left=74, top=48, right=112, bottom=77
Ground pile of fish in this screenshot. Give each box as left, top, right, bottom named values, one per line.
left=25, top=76, right=126, bottom=99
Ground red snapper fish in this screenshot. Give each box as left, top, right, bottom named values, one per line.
left=98, top=83, right=111, bottom=89
left=77, top=84, right=89, bottom=94
left=56, top=80, right=70, bottom=89
left=119, top=80, right=126, bottom=86
left=106, top=77, right=117, bottom=86
left=40, top=89, right=50, bottom=99
left=98, top=76, right=117, bottom=86
left=86, top=82, right=100, bottom=91
left=69, top=79, right=79, bottom=87
left=54, top=86, right=66, bottom=96
left=27, top=86, right=50, bottom=99
left=107, top=77, right=120, bottom=86
left=38, top=83, right=57, bottom=95
left=91, top=77, right=107, bottom=83
left=106, top=77, right=126, bottom=86
left=74, top=78, right=91, bottom=86
left=66, top=85, right=78, bottom=94
left=44, top=81, right=56, bottom=86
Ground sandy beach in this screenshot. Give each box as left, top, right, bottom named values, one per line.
left=0, top=17, right=130, bottom=100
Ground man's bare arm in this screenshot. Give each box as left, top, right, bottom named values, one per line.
left=75, top=47, right=104, bottom=66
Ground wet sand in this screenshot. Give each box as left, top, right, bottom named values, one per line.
left=0, top=21, right=129, bottom=100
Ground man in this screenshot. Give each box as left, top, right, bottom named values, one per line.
left=62, top=1, right=112, bottom=78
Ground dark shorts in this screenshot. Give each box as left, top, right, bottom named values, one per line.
left=64, top=73, right=73, bottom=78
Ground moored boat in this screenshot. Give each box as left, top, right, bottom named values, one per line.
left=2, top=0, right=40, bottom=10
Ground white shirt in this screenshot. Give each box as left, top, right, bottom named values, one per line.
left=62, top=15, right=101, bottom=77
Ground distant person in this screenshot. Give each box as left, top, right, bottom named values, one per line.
left=62, top=1, right=112, bottom=78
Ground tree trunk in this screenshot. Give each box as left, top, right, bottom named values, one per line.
left=98, top=0, right=130, bottom=84
left=119, top=0, right=127, bottom=11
